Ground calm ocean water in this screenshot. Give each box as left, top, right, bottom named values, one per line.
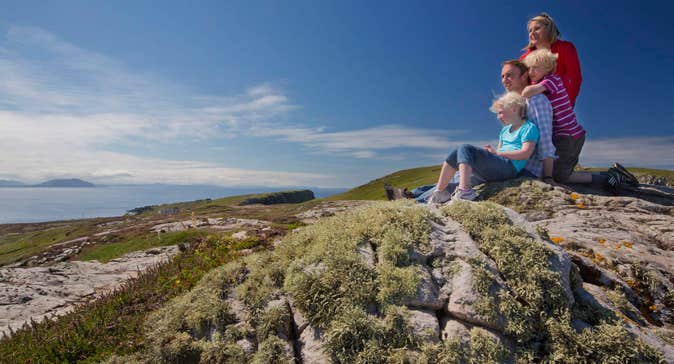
left=0, top=185, right=347, bottom=224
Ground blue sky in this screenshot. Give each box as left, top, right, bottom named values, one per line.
left=0, top=0, right=672, bottom=188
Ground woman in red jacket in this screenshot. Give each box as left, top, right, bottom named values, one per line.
left=520, top=13, right=582, bottom=107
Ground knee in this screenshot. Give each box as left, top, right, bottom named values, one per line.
left=445, top=150, right=458, bottom=167
left=458, top=144, right=478, bottom=154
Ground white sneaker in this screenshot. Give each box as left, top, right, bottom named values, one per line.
left=427, top=189, right=451, bottom=204
left=451, top=188, right=477, bottom=202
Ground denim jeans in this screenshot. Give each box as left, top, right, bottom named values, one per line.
left=412, top=172, right=486, bottom=203
left=445, top=144, right=518, bottom=182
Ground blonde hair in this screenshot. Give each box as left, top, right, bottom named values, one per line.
left=490, top=92, right=527, bottom=120
left=523, top=48, right=558, bottom=74
left=524, top=13, right=561, bottom=50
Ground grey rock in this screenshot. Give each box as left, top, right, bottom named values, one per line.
left=406, top=308, right=440, bottom=343
left=298, top=325, right=329, bottom=364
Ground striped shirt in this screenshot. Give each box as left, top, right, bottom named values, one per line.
left=539, top=73, right=586, bottom=139
left=523, top=94, right=556, bottom=177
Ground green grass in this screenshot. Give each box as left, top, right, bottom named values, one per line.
left=328, top=165, right=440, bottom=201
left=0, top=235, right=267, bottom=364
left=329, top=165, right=674, bottom=202
left=0, top=223, right=100, bottom=265
left=77, top=230, right=210, bottom=262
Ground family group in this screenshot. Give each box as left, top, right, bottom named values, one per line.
left=386, top=13, right=638, bottom=204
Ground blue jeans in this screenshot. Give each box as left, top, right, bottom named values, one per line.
left=412, top=172, right=486, bottom=203
left=445, top=144, right=518, bottom=182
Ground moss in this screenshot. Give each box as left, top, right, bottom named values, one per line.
left=235, top=252, right=285, bottom=313
left=477, top=178, right=557, bottom=217
left=250, top=336, right=294, bottom=364
left=546, top=318, right=665, bottom=363
left=468, top=329, right=512, bottom=363
left=282, top=201, right=432, bottom=328
left=324, top=305, right=418, bottom=364
left=376, top=263, right=420, bottom=305
left=153, top=331, right=202, bottom=364
left=441, top=201, right=664, bottom=362
left=256, top=303, right=293, bottom=341
left=199, top=342, right=247, bottom=364
left=418, top=340, right=466, bottom=364
left=325, top=306, right=379, bottom=363
left=100, top=353, right=149, bottom=364
left=417, top=330, right=511, bottom=364
left=284, top=255, right=378, bottom=328
left=145, top=262, right=245, bottom=362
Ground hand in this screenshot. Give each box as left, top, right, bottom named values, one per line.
left=484, top=145, right=497, bottom=154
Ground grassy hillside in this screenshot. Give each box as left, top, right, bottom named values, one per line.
left=327, top=165, right=440, bottom=201
left=329, top=165, right=674, bottom=201
left=0, top=190, right=320, bottom=266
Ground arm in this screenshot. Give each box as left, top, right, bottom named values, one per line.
left=522, top=84, right=547, bottom=98
left=495, top=141, right=536, bottom=160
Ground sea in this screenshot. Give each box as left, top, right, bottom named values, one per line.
left=0, top=185, right=347, bottom=224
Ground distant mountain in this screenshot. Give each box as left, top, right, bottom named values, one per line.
left=35, top=179, right=95, bottom=187
left=0, top=180, right=25, bottom=187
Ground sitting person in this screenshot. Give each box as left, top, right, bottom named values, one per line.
left=427, top=92, right=539, bottom=204
left=521, top=49, right=639, bottom=190
left=521, top=48, right=589, bottom=184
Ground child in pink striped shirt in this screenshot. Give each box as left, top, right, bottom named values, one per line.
left=522, top=48, right=587, bottom=182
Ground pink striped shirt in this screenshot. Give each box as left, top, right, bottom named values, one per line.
left=539, top=73, right=586, bottom=139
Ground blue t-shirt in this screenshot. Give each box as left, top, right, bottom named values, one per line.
left=498, top=120, right=540, bottom=172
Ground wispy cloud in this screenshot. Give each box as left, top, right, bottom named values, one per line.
left=581, top=137, right=674, bottom=169
left=3, top=26, right=669, bottom=187
left=0, top=25, right=475, bottom=185
left=248, top=123, right=469, bottom=158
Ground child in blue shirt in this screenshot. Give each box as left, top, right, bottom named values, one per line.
left=429, top=92, right=539, bottom=203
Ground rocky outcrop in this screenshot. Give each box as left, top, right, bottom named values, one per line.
left=480, top=178, right=674, bottom=361
left=239, top=190, right=315, bottom=206
left=0, top=246, right=179, bottom=336
left=150, top=217, right=272, bottom=233
left=115, top=199, right=670, bottom=363
left=295, top=200, right=372, bottom=224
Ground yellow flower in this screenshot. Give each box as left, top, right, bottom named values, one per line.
left=598, top=238, right=606, bottom=244
left=622, top=241, right=633, bottom=249
left=649, top=304, right=657, bottom=312
left=570, top=192, right=579, bottom=201
left=575, top=202, right=585, bottom=209
left=175, top=279, right=181, bottom=285
left=594, top=252, right=605, bottom=262
left=550, top=237, right=564, bottom=244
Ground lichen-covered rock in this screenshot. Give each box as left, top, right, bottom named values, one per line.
left=124, top=199, right=668, bottom=362
left=406, top=308, right=440, bottom=343
left=400, top=266, right=443, bottom=310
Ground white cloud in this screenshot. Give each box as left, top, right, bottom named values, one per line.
left=248, top=123, right=473, bottom=158
left=580, top=137, right=674, bottom=169
left=0, top=25, right=478, bottom=185
left=4, top=26, right=669, bottom=188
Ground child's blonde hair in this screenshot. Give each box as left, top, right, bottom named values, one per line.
left=523, top=48, right=558, bottom=74
left=490, top=92, right=527, bottom=119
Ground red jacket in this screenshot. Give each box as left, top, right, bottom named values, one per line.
left=520, top=40, right=582, bottom=107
